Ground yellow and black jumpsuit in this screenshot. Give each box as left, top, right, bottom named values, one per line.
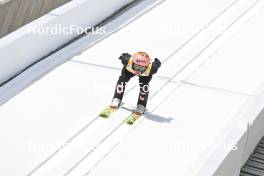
left=113, top=53, right=161, bottom=107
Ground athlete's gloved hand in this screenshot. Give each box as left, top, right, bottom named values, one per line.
left=154, top=58, right=161, bottom=68
left=119, top=53, right=130, bottom=65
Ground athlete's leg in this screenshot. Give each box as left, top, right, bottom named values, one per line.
left=137, top=75, right=153, bottom=108
left=113, top=67, right=134, bottom=101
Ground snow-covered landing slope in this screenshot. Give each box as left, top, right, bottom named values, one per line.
left=0, top=0, right=264, bottom=175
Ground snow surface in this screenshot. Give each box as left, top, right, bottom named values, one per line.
left=0, top=0, right=264, bottom=175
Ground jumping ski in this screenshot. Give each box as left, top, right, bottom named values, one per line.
left=124, top=112, right=142, bottom=125
left=99, top=106, right=118, bottom=118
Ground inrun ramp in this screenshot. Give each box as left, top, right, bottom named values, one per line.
left=0, top=0, right=264, bottom=176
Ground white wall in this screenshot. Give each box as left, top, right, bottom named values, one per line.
left=194, top=82, right=264, bottom=176
left=0, top=0, right=134, bottom=85
left=215, top=83, right=264, bottom=176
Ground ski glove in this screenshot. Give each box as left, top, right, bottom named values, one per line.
left=119, top=53, right=131, bottom=66
left=154, top=58, right=161, bottom=68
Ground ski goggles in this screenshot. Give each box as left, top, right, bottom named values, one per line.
left=132, top=63, right=147, bottom=72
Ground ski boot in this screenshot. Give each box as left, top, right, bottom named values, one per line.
left=99, top=98, right=121, bottom=118
left=125, top=104, right=145, bottom=125
left=110, top=98, right=121, bottom=109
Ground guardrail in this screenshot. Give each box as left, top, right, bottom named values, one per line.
left=0, top=0, right=134, bottom=86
